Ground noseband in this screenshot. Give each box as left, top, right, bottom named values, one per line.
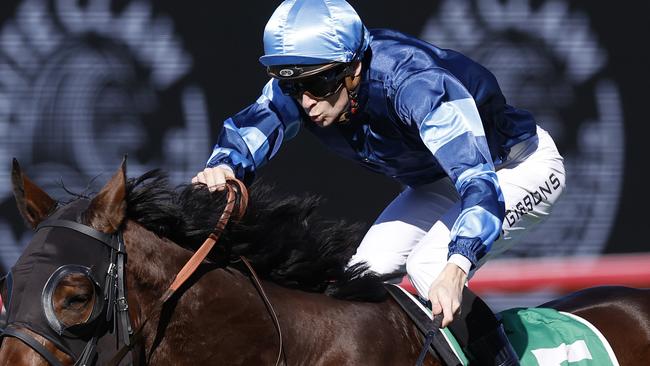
left=1, top=179, right=254, bottom=366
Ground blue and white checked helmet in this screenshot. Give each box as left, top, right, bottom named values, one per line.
left=259, top=0, right=371, bottom=67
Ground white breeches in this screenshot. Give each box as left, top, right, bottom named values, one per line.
left=348, top=126, right=566, bottom=299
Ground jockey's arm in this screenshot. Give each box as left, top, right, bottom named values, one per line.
left=393, top=69, right=505, bottom=326
left=193, top=79, right=302, bottom=188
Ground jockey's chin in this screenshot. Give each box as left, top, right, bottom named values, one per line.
left=299, top=87, right=350, bottom=128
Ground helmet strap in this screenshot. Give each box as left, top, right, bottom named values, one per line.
left=338, top=86, right=358, bottom=123
left=338, top=64, right=362, bottom=123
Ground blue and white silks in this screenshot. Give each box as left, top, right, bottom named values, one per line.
left=207, top=29, right=537, bottom=267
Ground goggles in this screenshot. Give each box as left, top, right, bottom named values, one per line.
left=269, top=63, right=353, bottom=99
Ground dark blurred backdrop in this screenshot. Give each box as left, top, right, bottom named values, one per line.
left=0, top=0, right=648, bottom=274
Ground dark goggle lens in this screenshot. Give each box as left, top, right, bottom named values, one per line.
left=278, top=65, right=349, bottom=98
left=279, top=79, right=342, bottom=99
left=278, top=80, right=300, bottom=97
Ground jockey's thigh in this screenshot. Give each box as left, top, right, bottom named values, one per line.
left=347, top=178, right=459, bottom=275
left=476, top=125, right=566, bottom=268
left=406, top=126, right=566, bottom=298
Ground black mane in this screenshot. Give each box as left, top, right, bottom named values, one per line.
left=124, top=170, right=393, bottom=301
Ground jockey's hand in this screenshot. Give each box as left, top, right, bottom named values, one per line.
left=191, top=165, right=235, bottom=192
left=428, top=262, right=468, bottom=328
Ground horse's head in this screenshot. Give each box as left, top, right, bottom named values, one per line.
left=0, top=158, right=129, bottom=366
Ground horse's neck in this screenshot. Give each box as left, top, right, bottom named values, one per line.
left=119, top=221, right=436, bottom=365
left=120, top=220, right=280, bottom=363
left=121, top=219, right=251, bottom=306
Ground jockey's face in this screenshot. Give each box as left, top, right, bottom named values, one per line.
left=296, top=61, right=362, bottom=128
left=298, top=86, right=349, bottom=127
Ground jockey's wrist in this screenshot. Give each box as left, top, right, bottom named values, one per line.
left=215, top=164, right=234, bottom=174
left=447, top=254, right=472, bottom=275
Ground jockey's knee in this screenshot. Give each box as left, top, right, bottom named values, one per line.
left=348, top=250, right=405, bottom=275
left=405, top=253, right=447, bottom=297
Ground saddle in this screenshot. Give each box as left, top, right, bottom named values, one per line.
left=386, top=283, right=619, bottom=366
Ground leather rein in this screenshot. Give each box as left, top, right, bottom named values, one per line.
left=108, top=178, right=285, bottom=366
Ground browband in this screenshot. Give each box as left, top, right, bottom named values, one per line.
left=36, top=220, right=120, bottom=252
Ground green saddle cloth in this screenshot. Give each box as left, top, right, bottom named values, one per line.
left=499, top=307, right=619, bottom=366
left=438, top=307, right=619, bottom=366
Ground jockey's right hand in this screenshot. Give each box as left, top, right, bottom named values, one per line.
left=428, top=262, right=467, bottom=328
left=191, top=165, right=235, bottom=192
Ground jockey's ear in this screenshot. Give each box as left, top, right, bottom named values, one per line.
left=11, top=158, right=57, bottom=229
left=344, top=61, right=363, bottom=91
left=85, top=156, right=127, bottom=234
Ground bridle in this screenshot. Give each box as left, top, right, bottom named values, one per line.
left=0, top=179, right=284, bottom=366
left=0, top=216, right=131, bottom=366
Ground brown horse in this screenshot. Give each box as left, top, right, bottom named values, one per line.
left=0, top=159, right=649, bottom=365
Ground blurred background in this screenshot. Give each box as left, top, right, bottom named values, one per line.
left=0, top=0, right=648, bottom=312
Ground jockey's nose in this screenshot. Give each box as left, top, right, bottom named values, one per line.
left=300, top=92, right=318, bottom=110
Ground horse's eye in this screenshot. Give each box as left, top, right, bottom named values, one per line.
left=52, top=273, right=97, bottom=327
left=64, top=294, right=92, bottom=309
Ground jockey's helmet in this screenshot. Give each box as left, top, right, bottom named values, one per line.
left=259, top=0, right=370, bottom=69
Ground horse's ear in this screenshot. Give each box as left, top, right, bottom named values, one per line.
left=11, top=158, right=57, bottom=229
left=85, top=157, right=127, bottom=234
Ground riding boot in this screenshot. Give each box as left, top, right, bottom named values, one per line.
left=465, top=323, right=520, bottom=366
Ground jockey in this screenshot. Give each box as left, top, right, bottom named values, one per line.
left=193, top=0, right=565, bottom=364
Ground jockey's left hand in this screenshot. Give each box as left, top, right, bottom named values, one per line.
left=428, top=263, right=468, bottom=328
